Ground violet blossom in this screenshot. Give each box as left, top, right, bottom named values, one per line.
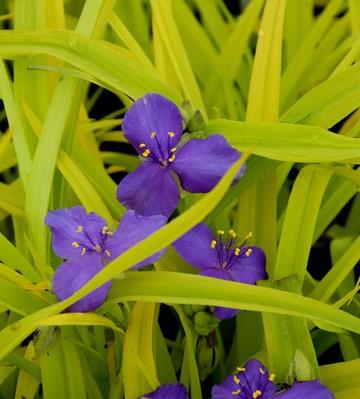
left=117, top=93, right=243, bottom=217
left=46, top=206, right=166, bottom=312
left=139, top=383, right=189, bottom=399
left=173, top=223, right=266, bottom=319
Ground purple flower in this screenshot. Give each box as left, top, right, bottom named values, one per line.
left=117, top=93, right=243, bottom=217
left=139, top=383, right=189, bottom=399
left=212, top=359, right=334, bottom=399
left=173, top=224, right=267, bottom=319
left=46, top=207, right=166, bottom=312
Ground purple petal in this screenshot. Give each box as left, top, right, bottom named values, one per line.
left=212, top=359, right=277, bottom=399
left=140, top=383, right=189, bottom=399
left=228, top=246, right=267, bottom=284
left=171, top=134, right=243, bottom=193
left=105, top=210, right=167, bottom=269
left=52, top=253, right=111, bottom=312
left=213, top=307, right=239, bottom=320
left=173, top=223, right=219, bottom=270
left=275, top=381, right=334, bottom=399
left=117, top=161, right=180, bottom=217
left=123, top=93, right=183, bottom=161
left=46, top=206, right=107, bottom=259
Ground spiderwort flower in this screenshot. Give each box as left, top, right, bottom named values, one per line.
left=46, top=207, right=166, bottom=312
left=117, top=93, right=243, bottom=217
left=212, top=359, right=334, bottom=399
left=173, top=224, right=266, bottom=319
left=139, top=383, right=189, bottom=399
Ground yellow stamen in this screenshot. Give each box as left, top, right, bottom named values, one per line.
left=150, top=131, right=156, bottom=138
left=229, top=229, right=236, bottom=238
left=253, top=390, right=262, bottom=398
left=95, top=244, right=102, bottom=253
left=72, top=241, right=79, bottom=248
left=170, top=147, right=177, bottom=153
left=234, top=248, right=241, bottom=256
left=168, top=131, right=175, bottom=137
left=236, top=367, right=246, bottom=372
left=142, top=149, right=150, bottom=157
left=245, top=248, right=253, bottom=257
left=245, top=231, right=253, bottom=240
left=232, top=389, right=241, bottom=395
left=168, top=154, right=176, bottom=162
left=259, top=367, right=265, bottom=375
left=210, top=240, right=217, bottom=249
left=81, top=247, right=86, bottom=256
left=233, top=375, right=240, bottom=384
left=139, top=143, right=146, bottom=148
left=104, top=249, right=111, bottom=257
left=269, top=373, right=276, bottom=382
left=217, top=230, right=225, bottom=235
left=102, top=226, right=109, bottom=235
left=76, top=225, right=83, bottom=233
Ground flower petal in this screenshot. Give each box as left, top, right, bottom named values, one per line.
left=213, top=307, right=238, bottom=320
left=275, top=381, right=334, bottom=399
left=117, top=161, right=180, bottom=217
left=123, top=93, right=183, bottom=160
left=46, top=206, right=107, bottom=259
left=228, top=246, right=267, bottom=284
left=105, top=210, right=167, bottom=269
left=171, top=134, right=243, bottom=193
left=140, top=383, right=190, bottom=399
left=173, top=223, right=219, bottom=270
left=52, top=252, right=111, bottom=312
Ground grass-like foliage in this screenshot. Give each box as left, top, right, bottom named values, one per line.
left=0, top=0, right=359, bottom=398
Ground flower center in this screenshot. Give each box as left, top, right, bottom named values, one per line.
left=71, top=225, right=113, bottom=257
left=138, top=131, right=177, bottom=166
left=210, top=229, right=253, bottom=269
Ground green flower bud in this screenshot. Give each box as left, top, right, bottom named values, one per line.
left=194, top=311, right=219, bottom=336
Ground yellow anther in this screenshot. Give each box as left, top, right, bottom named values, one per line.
left=139, top=143, right=146, bottom=148
left=269, top=373, right=276, bottom=382
left=217, top=230, right=225, bottom=235
left=94, top=244, right=102, bottom=253
left=253, top=390, right=262, bottom=398
left=210, top=240, right=217, bottom=249
left=233, top=375, right=240, bottom=384
left=245, top=248, right=253, bottom=257
left=150, top=131, right=156, bottom=138
left=170, top=147, right=177, bottom=153
left=142, top=149, right=150, bottom=157
left=72, top=241, right=79, bottom=248
left=237, top=367, right=246, bottom=372
left=76, top=225, right=83, bottom=233
left=104, top=249, right=111, bottom=257
left=259, top=367, right=265, bottom=375
left=245, top=232, right=253, bottom=240
left=168, top=131, right=175, bottom=137
left=81, top=247, right=86, bottom=256
left=229, top=229, right=236, bottom=238
left=232, top=389, right=241, bottom=395
left=234, top=248, right=241, bottom=256
left=168, top=154, right=176, bottom=162
left=102, top=226, right=109, bottom=235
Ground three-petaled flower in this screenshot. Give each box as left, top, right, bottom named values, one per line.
left=46, top=207, right=166, bottom=312
left=212, top=359, right=334, bottom=399
left=117, top=93, right=243, bottom=217
left=139, top=383, right=189, bottom=399
left=173, top=223, right=267, bottom=319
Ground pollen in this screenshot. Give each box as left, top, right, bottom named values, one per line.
left=253, top=390, right=262, bottom=398
left=245, top=248, right=253, bottom=257
left=150, top=131, right=156, bottom=138
left=210, top=240, right=217, bottom=248
left=269, top=373, right=276, bottom=382
left=139, top=143, right=146, bottom=148
left=233, top=375, right=240, bottom=384
left=231, top=389, right=241, bottom=395
left=102, top=226, right=109, bottom=235
left=236, top=367, right=246, bottom=372
left=104, top=249, right=111, bottom=257
left=229, top=229, right=236, bottom=238
left=168, top=131, right=175, bottom=137
left=170, top=147, right=177, bottom=152
left=217, top=230, right=225, bottom=235
left=142, top=149, right=150, bottom=157
left=234, top=248, right=241, bottom=256
left=94, top=244, right=102, bottom=253
left=259, top=367, right=265, bottom=375
left=72, top=241, right=79, bottom=248
left=245, top=231, right=253, bottom=240
left=168, top=154, right=176, bottom=162
left=76, top=225, right=83, bottom=233
left=81, top=247, right=86, bottom=256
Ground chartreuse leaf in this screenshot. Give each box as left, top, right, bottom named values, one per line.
left=205, top=120, right=360, bottom=163
left=350, top=0, right=360, bottom=32
left=0, top=367, right=15, bottom=385
left=320, top=359, right=360, bottom=398
left=0, top=156, right=245, bottom=361
left=14, top=341, right=39, bottom=399
left=123, top=303, right=158, bottom=399
left=0, top=181, right=24, bottom=218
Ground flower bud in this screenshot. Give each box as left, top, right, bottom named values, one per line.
left=194, top=311, right=219, bottom=336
